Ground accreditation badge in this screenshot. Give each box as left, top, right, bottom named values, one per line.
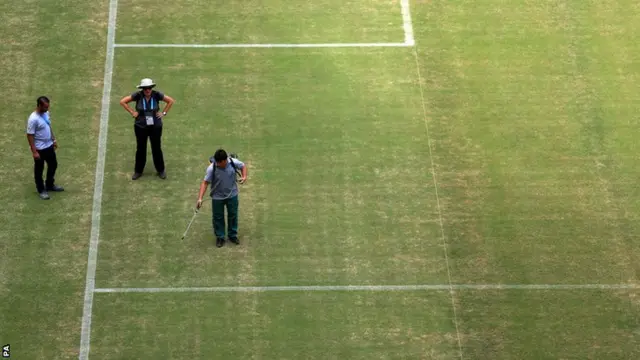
left=144, top=111, right=154, bottom=126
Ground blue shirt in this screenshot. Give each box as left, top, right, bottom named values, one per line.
left=26, top=111, right=54, bottom=150
left=204, top=158, right=245, bottom=200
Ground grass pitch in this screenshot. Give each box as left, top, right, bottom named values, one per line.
left=1, top=0, right=640, bottom=359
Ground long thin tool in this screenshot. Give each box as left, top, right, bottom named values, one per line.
left=181, top=208, right=199, bottom=240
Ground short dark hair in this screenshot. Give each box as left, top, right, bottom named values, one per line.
left=37, top=96, right=49, bottom=106
left=213, top=149, right=228, bottom=163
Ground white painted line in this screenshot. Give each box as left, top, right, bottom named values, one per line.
left=93, top=283, right=640, bottom=293
left=400, top=0, right=415, bottom=46
left=79, top=0, right=118, bottom=358
left=114, top=42, right=412, bottom=48
left=409, top=30, right=463, bottom=359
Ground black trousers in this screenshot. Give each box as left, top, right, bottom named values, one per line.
left=134, top=125, right=165, bottom=174
left=34, top=145, right=58, bottom=193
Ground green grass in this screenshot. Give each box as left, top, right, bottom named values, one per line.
left=97, top=47, right=445, bottom=288
left=459, top=289, right=640, bottom=359
left=414, top=0, right=640, bottom=287
left=116, top=0, right=404, bottom=44
left=0, top=0, right=107, bottom=358
left=2, top=0, right=640, bottom=359
left=90, top=291, right=459, bottom=359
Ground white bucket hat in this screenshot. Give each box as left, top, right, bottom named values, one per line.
left=137, top=78, right=156, bottom=89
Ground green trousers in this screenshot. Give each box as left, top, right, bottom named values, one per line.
left=212, top=195, right=239, bottom=239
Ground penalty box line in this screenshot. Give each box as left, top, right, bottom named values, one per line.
left=114, top=0, right=415, bottom=49
left=94, top=283, right=640, bottom=293
left=114, top=42, right=414, bottom=49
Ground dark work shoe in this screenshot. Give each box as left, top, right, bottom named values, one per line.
left=158, top=171, right=167, bottom=179
left=132, top=172, right=142, bottom=180
left=228, top=237, right=239, bottom=245
left=39, top=191, right=50, bottom=200
left=46, top=185, right=64, bottom=192
left=216, top=237, right=225, bottom=248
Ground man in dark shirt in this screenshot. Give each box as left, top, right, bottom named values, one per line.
left=119, top=78, right=175, bottom=180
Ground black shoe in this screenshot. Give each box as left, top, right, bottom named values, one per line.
left=228, top=237, right=239, bottom=245
left=216, top=237, right=225, bottom=248
left=158, top=171, right=167, bottom=179
left=46, top=185, right=64, bottom=192
left=132, top=172, right=142, bottom=180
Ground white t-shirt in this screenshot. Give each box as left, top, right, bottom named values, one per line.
left=26, top=111, right=54, bottom=150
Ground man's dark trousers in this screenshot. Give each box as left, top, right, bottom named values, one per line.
left=34, top=145, right=57, bottom=193
left=212, top=195, right=239, bottom=239
left=134, top=125, right=165, bottom=174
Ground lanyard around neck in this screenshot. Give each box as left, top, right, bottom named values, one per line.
left=142, top=96, right=154, bottom=111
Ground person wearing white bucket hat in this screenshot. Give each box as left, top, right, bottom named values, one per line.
left=119, top=78, right=175, bottom=180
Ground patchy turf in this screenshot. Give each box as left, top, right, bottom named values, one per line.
left=0, top=0, right=108, bottom=358
left=3, top=0, right=640, bottom=359
left=90, top=291, right=460, bottom=359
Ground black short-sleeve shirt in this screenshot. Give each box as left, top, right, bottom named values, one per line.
left=131, top=90, right=165, bottom=128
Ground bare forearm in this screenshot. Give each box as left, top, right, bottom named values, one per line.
left=198, top=181, right=209, bottom=200
left=26, top=134, right=38, bottom=153
left=241, top=166, right=247, bottom=179
left=162, top=102, right=174, bottom=114
left=162, top=96, right=175, bottom=115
